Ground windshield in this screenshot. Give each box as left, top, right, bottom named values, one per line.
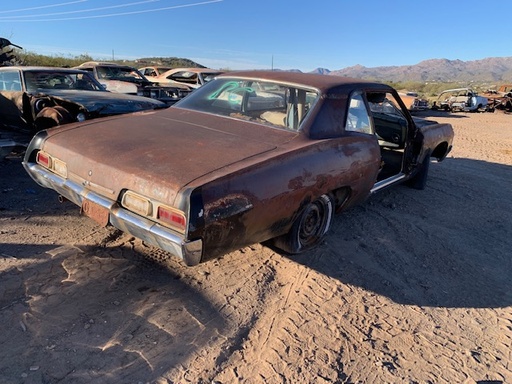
left=175, top=78, right=319, bottom=131
left=96, top=66, right=146, bottom=82
left=24, top=71, right=104, bottom=92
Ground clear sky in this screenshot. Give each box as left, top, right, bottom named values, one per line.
left=1, top=0, right=510, bottom=72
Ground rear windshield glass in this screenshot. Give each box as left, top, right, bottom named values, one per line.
left=175, top=78, right=319, bottom=131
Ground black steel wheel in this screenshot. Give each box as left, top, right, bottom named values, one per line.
left=274, top=194, right=334, bottom=254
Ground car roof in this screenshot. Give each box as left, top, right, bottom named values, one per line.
left=77, top=62, right=135, bottom=69
left=439, top=88, right=474, bottom=92
left=78, top=61, right=118, bottom=66
left=218, top=70, right=390, bottom=93
left=0, top=66, right=89, bottom=73
left=164, top=67, right=222, bottom=74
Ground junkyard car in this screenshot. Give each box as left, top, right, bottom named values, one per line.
left=153, top=67, right=223, bottom=89
left=0, top=66, right=166, bottom=134
left=75, top=62, right=190, bottom=104
left=482, top=84, right=512, bottom=112
left=432, top=88, right=488, bottom=112
left=138, top=66, right=172, bottom=81
left=398, top=92, right=429, bottom=112
left=23, top=71, right=454, bottom=266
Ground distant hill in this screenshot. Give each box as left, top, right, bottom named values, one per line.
left=326, top=57, right=512, bottom=83
left=310, top=68, right=331, bottom=75
left=134, top=57, right=205, bottom=68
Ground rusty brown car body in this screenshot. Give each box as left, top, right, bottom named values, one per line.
left=23, top=71, right=454, bottom=266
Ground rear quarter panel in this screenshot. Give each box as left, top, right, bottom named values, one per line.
left=417, top=121, right=454, bottom=161
left=192, top=134, right=381, bottom=260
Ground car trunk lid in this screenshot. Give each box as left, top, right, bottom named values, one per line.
left=41, top=108, right=296, bottom=205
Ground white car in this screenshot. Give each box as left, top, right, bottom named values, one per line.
left=154, top=68, right=223, bottom=89
left=434, top=88, right=488, bottom=112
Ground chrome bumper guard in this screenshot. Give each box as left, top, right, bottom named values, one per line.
left=22, top=162, right=203, bottom=266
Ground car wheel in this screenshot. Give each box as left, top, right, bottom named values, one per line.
left=406, top=152, right=430, bottom=190
left=274, top=194, right=334, bottom=254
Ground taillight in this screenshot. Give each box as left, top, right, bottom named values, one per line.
left=36, top=151, right=68, bottom=178
left=121, top=191, right=152, bottom=216
left=36, top=151, right=50, bottom=168
left=120, top=190, right=187, bottom=233
left=157, top=205, right=186, bottom=233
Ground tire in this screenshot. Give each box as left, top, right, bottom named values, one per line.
left=406, top=152, right=430, bottom=190
left=273, top=194, right=334, bottom=254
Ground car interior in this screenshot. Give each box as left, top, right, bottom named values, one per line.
left=347, top=91, right=408, bottom=181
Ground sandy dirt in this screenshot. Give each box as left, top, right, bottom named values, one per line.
left=1, top=111, right=511, bottom=384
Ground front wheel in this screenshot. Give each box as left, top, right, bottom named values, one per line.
left=273, top=194, right=334, bottom=254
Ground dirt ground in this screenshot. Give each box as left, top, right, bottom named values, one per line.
left=1, top=110, right=511, bottom=384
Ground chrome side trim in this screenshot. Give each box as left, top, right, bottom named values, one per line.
left=22, top=162, right=203, bottom=264
left=370, top=173, right=406, bottom=194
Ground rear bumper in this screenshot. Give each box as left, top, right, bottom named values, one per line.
left=22, top=162, right=203, bottom=266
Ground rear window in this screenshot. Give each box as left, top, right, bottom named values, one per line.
left=175, top=78, right=319, bottom=131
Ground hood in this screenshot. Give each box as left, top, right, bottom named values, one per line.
left=46, top=89, right=166, bottom=114
left=41, top=107, right=296, bottom=205
left=100, top=80, right=139, bottom=94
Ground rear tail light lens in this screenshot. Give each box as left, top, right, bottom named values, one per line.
left=52, top=158, right=68, bottom=178
left=121, top=191, right=187, bottom=233
left=36, top=151, right=50, bottom=168
left=158, top=205, right=186, bottom=233
left=36, top=151, right=67, bottom=178
left=121, top=191, right=152, bottom=216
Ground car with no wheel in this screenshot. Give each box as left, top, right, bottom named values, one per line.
left=23, top=71, right=454, bottom=266
left=0, top=66, right=166, bottom=134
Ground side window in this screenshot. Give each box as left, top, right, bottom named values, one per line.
left=0, top=70, right=22, bottom=91
left=367, top=92, right=408, bottom=148
left=346, top=92, right=373, bottom=134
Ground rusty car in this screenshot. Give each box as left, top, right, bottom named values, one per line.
left=0, top=66, right=167, bottom=134
left=23, top=71, right=454, bottom=266
left=75, top=61, right=191, bottom=104
left=482, top=84, right=512, bottom=112
left=138, top=66, right=172, bottom=81
left=398, top=92, right=429, bottom=112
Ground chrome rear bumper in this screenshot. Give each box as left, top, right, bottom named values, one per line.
left=22, top=162, right=203, bottom=266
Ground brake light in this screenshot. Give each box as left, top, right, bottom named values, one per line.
left=36, top=151, right=51, bottom=168
left=158, top=205, right=186, bottom=232
left=36, top=151, right=68, bottom=178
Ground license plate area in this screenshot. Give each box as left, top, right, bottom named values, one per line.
left=81, top=198, right=109, bottom=227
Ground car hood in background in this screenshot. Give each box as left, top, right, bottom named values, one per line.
left=97, top=79, right=139, bottom=94
left=47, top=89, right=166, bottom=113
left=40, top=107, right=297, bottom=205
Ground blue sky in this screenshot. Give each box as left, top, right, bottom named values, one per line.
left=1, top=0, right=510, bottom=72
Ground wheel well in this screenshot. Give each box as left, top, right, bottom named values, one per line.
left=332, top=187, right=351, bottom=212
left=431, top=142, right=450, bottom=161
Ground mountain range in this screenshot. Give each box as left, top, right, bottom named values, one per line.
left=309, top=57, right=512, bottom=83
